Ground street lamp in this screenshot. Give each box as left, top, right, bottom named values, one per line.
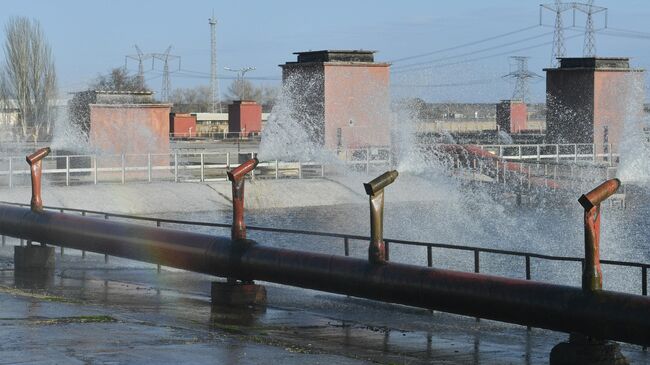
left=224, top=66, right=256, bottom=100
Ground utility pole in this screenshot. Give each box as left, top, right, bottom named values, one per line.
left=152, top=46, right=180, bottom=102
left=572, top=0, right=608, bottom=57
left=540, top=1, right=574, bottom=67
left=224, top=66, right=256, bottom=100
left=209, top=13, right=222, bottom=113
left=125, top=45, right=153, bottom=90
left=502, top=56, right=542, bottom=103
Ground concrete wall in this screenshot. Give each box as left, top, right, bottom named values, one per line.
left=593, top=71, right=645, bottom=154
left=546, top=69, right=594, bottom=144
left=323, top=63, right=391, bottom=149
left=496, top=101, right=527, bottom=134
left=89, top=104, right=171, bottom=157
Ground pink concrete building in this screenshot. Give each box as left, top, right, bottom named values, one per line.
left=228, top=100, right=262, bottom=136
left=281, top=50, right=391, bottom=152
left=496, top=100, right=528, bottom=134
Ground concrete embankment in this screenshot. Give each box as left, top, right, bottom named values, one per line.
left=0, top=174, right=451, bottom=215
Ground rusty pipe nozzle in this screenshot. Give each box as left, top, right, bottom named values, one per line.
left=227, top=157, right=259, bottom=182
left=364, top=170, right=399, bottom=196
left=26, top=147, right=51, bottom=166
left=365, top=171, right=399, bottom=265
left=228, top=157, right=258, bottom=243
left=578, top=178, right=621, bottom=211
left=26, top=147, right=51, bottom=213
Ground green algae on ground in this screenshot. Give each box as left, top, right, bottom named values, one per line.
left=32, top=315, right=117, bottom=325
left=0, top=285, right=81, bottom=303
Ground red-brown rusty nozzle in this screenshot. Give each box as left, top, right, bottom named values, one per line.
left=228, top=158, right=258, bottom=241
left=26, top=147, right=51, bottom=212
left=364, top=170, right=399, bottom=265
left=364, top=170, right=399, bottom=196
left=578, top=179, right=620, bottom=292
left=26, top=147, right=51, bottom=166
left=578, top=178, right=621, bottom=211
left=227, top=157, right=259, bottom=182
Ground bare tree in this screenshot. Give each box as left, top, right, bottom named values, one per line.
left=225, top=80, right=278, bottom=112
left=0, top=16, right=57, bottom=142
left=170, top=85, right=211, bottom=113
left=91, top=67, right=147, bottom=92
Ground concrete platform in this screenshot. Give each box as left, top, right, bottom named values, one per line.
left=0, top=237, right=648, bottom=364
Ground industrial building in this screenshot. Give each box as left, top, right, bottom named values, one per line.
left=281, top=50, right=391, bottom=152
left=69, top=90, right=171, bottom=156
left=545, top=57, right=645, bottom=154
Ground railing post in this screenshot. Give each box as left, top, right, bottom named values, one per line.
left=298, top=161, right=302, bottom=179
left=200, top=153, right=205, bottom=182
left=574, top=144, right=578, bottom=162
left=427, top=245, right=433, bottom=267
left=93, top=155, right=98, bottom=185
left=593, top=143, right=597, bottom=162
left=8, top=157, right=12, bottom=188
left=121, top=153, right=125, bottom=184
left=643, top=266, right=648, bottom=296
left=474, top=250, right=480, bottom=273
left=147, top=153, right=152, bottom=182
left=275, top=160, right=279, bottom=179
left=250, top=152, right=256, bottom=181
left=174, top=152, right=178, bottom=182
left=364, top=170, right=398, bottom=265
left=525, top=255, right=531, bottom=280
left=518, top=145, right=522, bottom=160
left=608, top=143, right=613, bottom=166
left=556, top=144, right=560, bottom=162
left=536, top=145, right=541, bottom=162
left=65, top=156, right=70, bottom=186
left=366, top=147, right=370, bottom=175
left=344, top=237, right=350, bottom=257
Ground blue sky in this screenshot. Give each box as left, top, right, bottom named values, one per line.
left=2, top=0, right=650, bottom=102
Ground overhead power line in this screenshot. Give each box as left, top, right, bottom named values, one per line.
left=392, top=32, right=584, bottom=74
left=392, top=30, right=554, bottom=71
left=392, top=77, right=503, bottom=88
left=389, top=24, right=540, bottom=63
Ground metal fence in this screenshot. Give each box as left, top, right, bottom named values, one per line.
left=0, top=151, right=392, bottom=188
left=478, top=143, right=619, bottom=165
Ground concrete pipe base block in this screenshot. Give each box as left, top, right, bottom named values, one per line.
left=211, top=281, right=267, bottom=307
left=550, top=337, right=628, bottom=365
left=14, top=245, right=55, bottom=271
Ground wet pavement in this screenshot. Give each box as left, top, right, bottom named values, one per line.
left=0, top=238, right=648, bottom=364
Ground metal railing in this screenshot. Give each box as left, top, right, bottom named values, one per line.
left=0, top=152, right=353, bottom=188
left=1, top=201, right=647, bottom=297
left=478, top=143, right=619, bottom=165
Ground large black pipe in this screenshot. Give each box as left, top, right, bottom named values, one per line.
left=2, top=203, right=650, bottom=346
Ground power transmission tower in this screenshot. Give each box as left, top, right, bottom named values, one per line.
left=502, top=56, right=542, bottom=103
left=572, top=1, right=608, bottom=57
left=540, top=1, right=574, bottom=67
left=209, top=14, right=222, bottom=113
left=152, top=46, right=180, bottom=102
left=125, top=45, right=153, bottom=90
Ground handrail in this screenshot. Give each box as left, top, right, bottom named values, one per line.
left=2, top=200, right=648, bottom=273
